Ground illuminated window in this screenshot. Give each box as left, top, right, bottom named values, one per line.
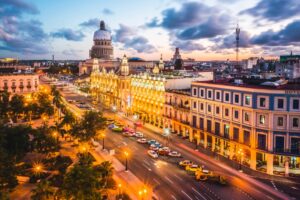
left=259, top=115, right=265, bottom=125
left=244, top=113, right=250, bottom=122
left=277, top=117, right=284, bottom=127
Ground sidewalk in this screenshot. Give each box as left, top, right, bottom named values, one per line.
left=90, top=140, right=155, bottom=200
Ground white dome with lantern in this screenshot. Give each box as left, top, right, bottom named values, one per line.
left=93, top=20, right=111, bottom=41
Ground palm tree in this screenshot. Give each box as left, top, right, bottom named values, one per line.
left=94, top=161, right=115, bottom=191
left=31, top=181, right=55, bottom=200
left=51, top=85, right=62, bottom=121
left=9, top=94, right=24, bottom=122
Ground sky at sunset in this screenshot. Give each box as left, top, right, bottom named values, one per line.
left=1, top=0, right=300, bottom=61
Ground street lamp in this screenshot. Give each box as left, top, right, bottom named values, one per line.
left=124, top=151, right=129, bottom=171
left=163, top=128, right=170, bottom=146
left=101, top=133, right=105, bottom=150
left=112, top=105, right=117, bottom=120
left=32, top=162, right=44, bottom=175
left=52, top=131, right=59, bottom=143
left=133, top=114, right=138, bottom=132
left=237, top=148, right=244, bottom=171
left=118, top=183, right=122, bottom=198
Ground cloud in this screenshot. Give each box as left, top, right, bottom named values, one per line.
left=176, top=14, right=230, bottom=40
left=114, top=24, right=155, bottom=53
left=0, top=0, right=39, bottom=17
left=51, top=28, right=85, bottom=41
left=251, top=20, right=300, bottom=46
left=0, top=0, right=48, bottom=55
left=79, top=18, right=99, bottom=29
left=214, top=30, right=252, bottom=49
left=62, top=49, right=83, bottom=56
left=171, top=40, right=205, bottom=51
left=102, top=8, right=114, bottom=15
left=240, top=0, right=300, bottom=21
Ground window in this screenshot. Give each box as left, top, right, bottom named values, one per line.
left=277, top=117, right=284, bottom=127
left=192, top=116, right=197, bottom=128
left=216, top=106, right=220, bottom=114
left=199, top=118, right=204, bottom=130
left=259, top=97, right=266, bottom=107
left=259, top=115, right=265, bottom=125
left=243, top=131, right=250, bottom=146
left=200, top=103, right=204, bottom=111
left=293, top=118, right=299, bottom=128
left=193, top=101, right=197, bottom=109
left=257, top=134, right=266, bottom=150
left=277, top=98, right=284, bottom=109
left=275, top=137, right=284, bottom=153
left=245, top=112, right=250, bottom=122
left=225, top=108, right=229, bottom=117
left=207, top=105, right=211, bottom=112
left=234, top=94, right=240, bottom=104
left=224, top=92, right=230, bottom=102
left=207, top=90, right=212, bottom=99
left=245, top=95, right=251, bottom=106
left=215, top=122, right=220, bottom=135
left=291, top=138, right=300, bottom=154
left=193, top=88, right=197, bottom=96
left=234, top=110, right=239, bottom=119
left=207, top=120, right=211, bottom=132
left=293, top=99, right=300, bottom=110
left=233, top=127, right=239, bottom=141
left=200, top=89, right=205, bottom=97
left=216, top=91, right=221, bottom=100
left=224, top=125, right=230, bottom=139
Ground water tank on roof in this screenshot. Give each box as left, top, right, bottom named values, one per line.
left=234, top=79, right=243, bottom=85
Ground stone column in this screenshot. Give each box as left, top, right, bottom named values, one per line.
left=229, top=143, right=235, bottom=160
left=212, top=136, right=216, bottom=151
left=220, top=139, right=224, bottom=156
left=204, top=133, right=208, bottom=149
left=285, top=158, right=289, bottom=177
left=250, top=149, right=256, bottom=170
left=189, top=128, right=194, bottom=142
left=266, top=153, right=274, bottom=175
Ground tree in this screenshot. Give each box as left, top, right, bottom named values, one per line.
left=71, top=111, right=106, bottom=142
left=0, top=91, right=10, bottom=123
left=0, top=149, right=18, bottom=191
left=94, top=161, right=115, bottom=191
left=60, top=111, right=75, bottom=135
left=9, top=94, right=24, bottom=122
left=31, top=181, right=55, bottom=200
left=61, top=164, right=102, bottom=200
left=51, top=86, right=62, bottom=120
left=31, top=126, right=60, bottom=155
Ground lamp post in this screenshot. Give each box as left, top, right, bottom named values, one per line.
left=124, top=151, right=129, bottom=171
left=52, top=131, right=59, bottom=143
left=237, top=148, right=244, bottom=171
left=112, top=105, right=117, bottom=121
left=164, top=128, right=170, bottom=146
left=138, top=188, right=148, bottom=200
left=101, top=133, right=105, bottom=150
left=133, top=114, right=138, bottom=132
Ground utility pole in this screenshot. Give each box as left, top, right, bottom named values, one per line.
left=236, top=23, right=240, bottom=65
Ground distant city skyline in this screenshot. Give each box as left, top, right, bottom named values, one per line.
left=1, top=0, right=300, bottom=60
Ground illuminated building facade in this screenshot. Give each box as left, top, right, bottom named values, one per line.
left=164, top=89, right=192, bottom=136
left=190, top=80, right=300, bottom=175
left=0, top=73, right=39, bottom=94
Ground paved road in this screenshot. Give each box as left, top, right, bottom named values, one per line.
left=53, top=79, right=292, bottom=200
left=102, top=128, right=252, bottom=200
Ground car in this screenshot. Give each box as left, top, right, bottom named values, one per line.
left=158, top=147, right=171, bottom=156
left=154, top=142, right=162, bottom=148
left=123, top=131, right=135, bottom=137
left=185, top=164, right=202, bottom=173
left=107, top=124, right=115, bottom=129
left=149, top=144, right=159, bottom=151
left=135, top=132, right=144, bottom=138
left=168, top=151, right=181, bottom=157
left=147, top=139, right=157, bottom=145
left=137, top=138, right=147, bottom=144
left=112, top=127, right=123, bottom=132
left=148, top=150, right=158, bottom=158
left=179, top=160, right=193, bottom=168
left=123, top=127, right=134, bottom=133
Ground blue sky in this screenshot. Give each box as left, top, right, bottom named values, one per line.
left=1, top=0, right=300, bottom=60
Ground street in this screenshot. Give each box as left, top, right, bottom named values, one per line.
left=51, top=79, right=293, bottom=200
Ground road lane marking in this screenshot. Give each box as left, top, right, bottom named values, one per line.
left=171, top=195, right=177, bottom=200
left=192, top=187, right=207, bottom=200
left=270, top=181, right=278, bottom=191
left=181, top=190, right=193, bottom=200
left=142, top=163, right=152, bottom=171
left=164, top=176, right=174, bottom=184
left=173, top=174, right=183, bottom=181
left=122, top=141, right=127, bottom=146
left=143, top=159, right=151, bottom=166
left=153, top=178, right=160, bottom=185
left=266, top=196, right=274, bottom=200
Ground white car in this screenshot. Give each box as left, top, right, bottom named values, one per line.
left=148, top=150, right=159, bottom=158
left=168, top=151, right=181, bottom=157
left=137, top=138, right=147, bottom=144
left=135, top=132, right=144, bottom=138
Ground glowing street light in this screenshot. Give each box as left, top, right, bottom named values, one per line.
left=124, top=151, right=129, bottom=171
left=33, top=162, right=44, bottom=175
left=237, top=148, right=244, bottom=171
left=52, top=131, right=59, bottom=143
left=101, top=132, right=106, bottom=150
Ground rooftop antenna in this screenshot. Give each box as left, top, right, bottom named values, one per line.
left=235, top=22, right=240, bottom=65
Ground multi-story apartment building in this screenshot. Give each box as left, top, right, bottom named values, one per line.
left=164, top=89, right=192, bottom=136
left=190, top=79, right=300, bottom=175
left=0, top=73, right=39, bottom=94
